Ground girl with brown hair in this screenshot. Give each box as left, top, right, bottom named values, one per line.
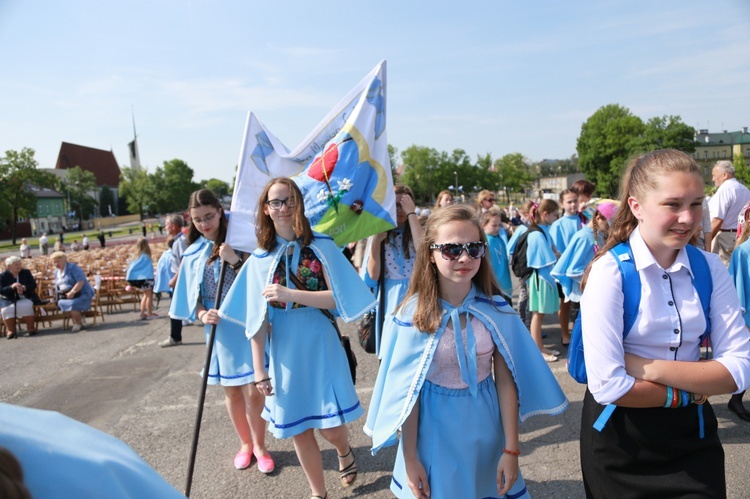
left=365, top=204, right=567, bottom=498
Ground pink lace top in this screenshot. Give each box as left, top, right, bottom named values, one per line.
left=426, top=316, right=495, bottom=389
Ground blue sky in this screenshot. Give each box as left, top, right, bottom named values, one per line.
left=1, top=1, right=748, bottom=185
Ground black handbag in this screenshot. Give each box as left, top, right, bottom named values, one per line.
left=282, top=262, right=357, bottom=385
left=357, top=239, right=385, bottom=354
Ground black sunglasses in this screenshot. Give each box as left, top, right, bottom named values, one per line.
left=430, top=241, right=487, bottom=261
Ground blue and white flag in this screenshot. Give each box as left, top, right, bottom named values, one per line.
left=226, top=60, right=396, bottom=252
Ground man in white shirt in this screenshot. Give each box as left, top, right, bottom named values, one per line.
left=38, top=233, right=49, bottom=256
left=708, top=160, right=750, bottom=266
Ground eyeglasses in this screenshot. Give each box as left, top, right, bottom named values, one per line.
left=483, top=198, right=495, bottom=203
left=430, top=241, right=487, bottom=261
left=266, top=198, right=296, bottom=210
left=192, top=212, right=218, bottom=225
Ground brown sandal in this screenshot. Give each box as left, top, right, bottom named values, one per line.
left=338, top=447, right=358, bottom=488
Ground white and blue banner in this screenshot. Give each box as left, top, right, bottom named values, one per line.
left=226, top=60, right=396, bottom=253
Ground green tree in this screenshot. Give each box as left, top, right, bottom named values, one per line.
left=99, top=186, right=116, bottom=216
left=734, top=152, right=750, bottom=186
left=0, top=148, right=57, bottom=244
left=399, top=145, right=445, bottom=203
left=204, top=178, right=231, bottom=199
left=156, top=159, right=200, bottom=213
left=493, top=153, right=536, bottom=203
left=629, top=115, right=696, bottom=155
left=119, top=167, right=155, bottom=218
left=388, top=144, right=400, bottom=180
left=577, top=104, right=645, bottom=197
left=59, top=167, right=98, bottom=227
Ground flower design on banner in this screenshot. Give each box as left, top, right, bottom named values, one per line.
left=317, top=177, right=353, bottom=212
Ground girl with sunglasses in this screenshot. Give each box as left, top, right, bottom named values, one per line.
left=221, top=178, right=376, bottom=499
left=170, top=189, right=274, bottom=473
left=366, top=204, right=567, bottom=498
left=526, top=198, right=561, bottom=362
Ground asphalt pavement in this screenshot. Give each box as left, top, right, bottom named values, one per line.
left=1, top=293, right=749, bottom=498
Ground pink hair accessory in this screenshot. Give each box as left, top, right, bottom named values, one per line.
left=596, top=202, right=618, bottom=222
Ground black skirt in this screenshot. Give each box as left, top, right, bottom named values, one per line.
left=580, top=389, right=725, bottom=499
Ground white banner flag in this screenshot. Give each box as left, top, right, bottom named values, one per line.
left=226, top=60, right=396, bottom=253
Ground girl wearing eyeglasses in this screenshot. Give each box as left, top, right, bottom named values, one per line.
left=526, top=198, right=561, bottom=362
left=361, top=185, right=424, bottom=358
left=220, top=178, right=376, bottom=499
left=170, top=189, right=274, bottom=473
left=365, top=204, right=567, bottom=498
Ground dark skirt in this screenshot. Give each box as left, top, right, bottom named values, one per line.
left=580, top=389, right=725, bottom=499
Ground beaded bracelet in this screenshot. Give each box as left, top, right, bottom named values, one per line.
left=253, top=377, right=271, bottom=386
left=502, top=448, right=521, bottom=456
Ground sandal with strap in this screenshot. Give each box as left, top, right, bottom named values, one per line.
left=338, top=447, right=358, bottom=488
left=311, top=494, right=327, bottom=499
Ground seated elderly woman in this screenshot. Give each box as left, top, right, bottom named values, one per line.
left=50, top=251, right=94, bottom=332
left=0, top=256, right=43, bottom=339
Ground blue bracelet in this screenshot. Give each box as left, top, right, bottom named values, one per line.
left=681, top=390, right=689, bottom=408
left=664, top=386, right=673, bottom=408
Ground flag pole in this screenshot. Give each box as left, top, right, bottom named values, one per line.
left=184, top=260, right=228, bottom=497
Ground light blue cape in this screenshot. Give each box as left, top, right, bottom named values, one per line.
left=729, top=239, right=750, bottom=327
left=506, top=223, right=528, bottom=259
left=219, top=232, right=377, bottom=337
left=527, top=225, right=557, bottom=286
left=487, top=233, right=513, bottom=295
left=551, top=226, right=603, bottom=302
left=550, top=214, right=582, bottom=254
left=364, top=286, right=568, bottom=454
left=169, top=236, right=213, bottom=321
left=125, top=253, right=155, bottom=281
left=0, top=403, right=184, bottom=498
left=154, top=248, right=174, bottom=293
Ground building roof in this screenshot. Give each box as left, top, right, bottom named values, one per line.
left=695, top=128, right=750, bottom=146
left=55, top=142, right=121, bottom=187
left=29, top=186, right=64, bottom=199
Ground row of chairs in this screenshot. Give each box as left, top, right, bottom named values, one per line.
left=4, top=241, right=169, bottom=333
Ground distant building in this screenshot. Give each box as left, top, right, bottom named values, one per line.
left=694, top=128, right=750, bottom=185
left=534, top=173, right=585, bottom=200
left=29, top=187, right=66, bottom=236
left=29, top=142, right=120, bottom=234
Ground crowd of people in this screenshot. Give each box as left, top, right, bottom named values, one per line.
left=3, top=150, right=750, bottom=498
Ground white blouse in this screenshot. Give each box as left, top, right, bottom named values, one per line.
left=581, top=226, right=750, bottom=405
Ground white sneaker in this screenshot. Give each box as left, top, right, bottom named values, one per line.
left=159, top=337, right=182, bottom=348
left=71, top=324, right=82, bottom=332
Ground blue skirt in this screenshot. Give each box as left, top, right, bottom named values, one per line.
left=391, top=377, right=529, bottom=499
left=58, top=293, right=93, bottom=312
left=201, top=299, right=256, bottom=387
left=265, top=306, right=363, bottom=438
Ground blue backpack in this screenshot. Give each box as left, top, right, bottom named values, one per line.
left=567, top=242, right=713, bottom=385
